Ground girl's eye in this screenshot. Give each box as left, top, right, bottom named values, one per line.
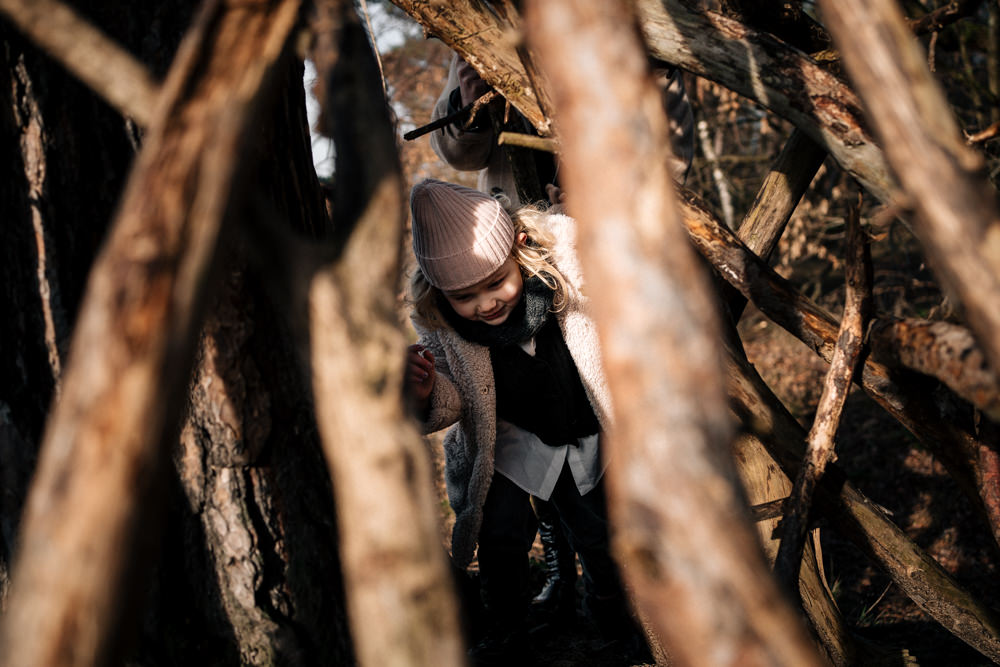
left=489, top=277, right=505, bottom=288
left=451, top=294, right=472, bottom=302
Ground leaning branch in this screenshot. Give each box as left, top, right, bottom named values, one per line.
left=526, top=1, right=822, bottom=664
left=819, top=0, right=1000, bottom=379
left=726, top=343, right=1000, bottom=663
left=0, top=0, right=158, bottom=126
left=0, top=1, right=302, bottom=664
left=774, top=198, right=872, bottom=589
left=676, top=188, right=997, bottom=540
left=389, top=0, right=552, bottom=134
left=869, top=318, right=1000, bottom=421
left=736, top=129, right=827, bottom=262
left=307, top=2, right=465, bottom=666
left=636, top=0, right=894, bottom=202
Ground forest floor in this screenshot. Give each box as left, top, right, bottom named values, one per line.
left=429, top=300, right=1000, bottom=666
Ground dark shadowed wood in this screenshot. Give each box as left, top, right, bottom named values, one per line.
left=525, top=1, right=823, bottom=665
left=307, top=2, right=465, bottom=665
left=0, top=0, right=158, bottom=125
left=726, top=344, right=1000, bottom=663
left=0, top=1, right=302, bottom=664
left=677, top=189, right=990, bottom=522
left=732, top=433, right=855, bottom=666
left=774, top=198, right=871, bottom=589
left=819, top=0, right=1000, bottom=377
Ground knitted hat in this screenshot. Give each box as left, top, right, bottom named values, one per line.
left=410, top=179, right=515, bottom=291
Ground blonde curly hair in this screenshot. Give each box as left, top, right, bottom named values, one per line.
left=407, top=202, right=568, bottom=329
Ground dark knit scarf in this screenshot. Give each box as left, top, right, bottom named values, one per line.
left=439, top=274, right=554, bottom=348
left=439, top=275, right=599, bottom=447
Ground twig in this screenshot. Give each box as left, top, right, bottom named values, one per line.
left=497, top=131, right=558, bottom=153
left=773, top=196, right=872, bottom=589
left=907, top=0, right=983, bottom=36
left=402, top=89, right=498, bottom=141
left=697, top=118, right=734, bottom=228
left=967, top=121, right=1000, bottom=145
left=0, top=0, right=159, bottom=126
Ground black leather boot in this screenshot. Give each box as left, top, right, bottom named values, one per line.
left=530, top=500, right=577, bottom=633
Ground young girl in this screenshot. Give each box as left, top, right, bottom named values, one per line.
left=404, top=179, right=644, bottom=663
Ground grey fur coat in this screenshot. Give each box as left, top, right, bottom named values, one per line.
left=411, top=212, right=613, bottom=568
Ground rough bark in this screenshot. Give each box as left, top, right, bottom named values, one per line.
left=0, top=1, right=303, bottom=664
left=819, top=0, right=1000, bottom=378
left=774, top=199, right=872, bottom=589
left=870, top=318, right=1000, bottom=421
left=678, top=188, right=987, bottom=522
left=0, top=1, right=194, bottom=613
left=307, top=2, right=465, bottom=666
left=388, top=0, right=553, bottom=134
left=727, top=344, right=1000, bottom=663
left=525, top=1, right=823, bottom=665
left=635, top=0, right=894, bottom=203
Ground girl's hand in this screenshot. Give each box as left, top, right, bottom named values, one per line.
left=405, top=344, right=436, bottom=414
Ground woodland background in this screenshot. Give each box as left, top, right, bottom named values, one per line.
left=2, top=0, right=1000, bottom=666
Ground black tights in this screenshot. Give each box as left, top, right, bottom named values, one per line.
left=476, top=463, right=624, bottom=625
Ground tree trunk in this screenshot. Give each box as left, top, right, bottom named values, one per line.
left=0, top=1, right=194, bottom=612
left=0, top=2, right=353, bottom=664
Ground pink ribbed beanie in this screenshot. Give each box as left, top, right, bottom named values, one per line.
left=410, top=179, right=515, bottom=291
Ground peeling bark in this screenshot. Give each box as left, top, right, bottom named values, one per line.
left=774, top=198, right=872, bottom=589
left=870, top=318, right=1000, bottom=421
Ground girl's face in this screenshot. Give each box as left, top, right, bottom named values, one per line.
left=443, top=256, right=524, bottom=326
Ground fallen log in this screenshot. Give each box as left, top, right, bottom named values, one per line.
left=525, top=0, right=824, bottom=664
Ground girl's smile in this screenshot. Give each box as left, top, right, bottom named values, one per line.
left=443, top=257, right=524, bottom=325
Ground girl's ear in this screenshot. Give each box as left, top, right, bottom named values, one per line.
left=516, top=231, right=528, bottom=246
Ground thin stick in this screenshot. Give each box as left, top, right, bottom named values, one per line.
left=402, top=90, right=498, bottom=140
left=774, top=195, right=872, bottom=589
left=0, top=0, right=158, bottom=126
left=497, top=131, right=558, bottom=153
